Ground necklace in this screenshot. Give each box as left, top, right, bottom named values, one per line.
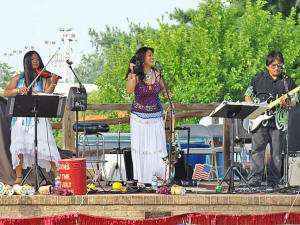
left=145, top=68, right=152, bottom=80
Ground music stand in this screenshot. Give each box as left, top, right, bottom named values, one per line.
left=6, top=94, right=66, bottom=191
left=209, top=101, right=268, bottom=192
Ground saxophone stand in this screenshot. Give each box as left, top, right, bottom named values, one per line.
left=156, top=62, right=176, bottom=185
left=6, top=94, right=66, bottom=191
left=210, top=101, right=268, bottom=192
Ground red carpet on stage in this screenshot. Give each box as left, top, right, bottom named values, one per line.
left=1, top=212, right=300, bottom=225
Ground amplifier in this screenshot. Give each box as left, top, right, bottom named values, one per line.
left=289, top=156, right=300, bottom=186
left=73, top=122, right=109, bottom=134
left=67, top=87, right=87, bottom=111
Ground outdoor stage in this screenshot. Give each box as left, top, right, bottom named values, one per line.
left=1, top=184, right=300, bottom=220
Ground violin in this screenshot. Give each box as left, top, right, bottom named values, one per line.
left=35, top=69, right=62, bottom=79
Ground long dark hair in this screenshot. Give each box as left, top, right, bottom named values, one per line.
left=23, top=51, right=45, bottom=93
left=125, top=47, right=154, bottom=82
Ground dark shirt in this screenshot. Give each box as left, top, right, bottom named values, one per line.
left=245, top=71, right=297, bottom=128
left=249, top=71, right=296, bottom=103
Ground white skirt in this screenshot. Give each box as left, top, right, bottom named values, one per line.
left=10, top=117, right=61, bottom=172
left=130, top=113, right=168, bottom=183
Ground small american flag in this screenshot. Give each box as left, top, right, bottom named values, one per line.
left=192, top=164, right=211, bottom=180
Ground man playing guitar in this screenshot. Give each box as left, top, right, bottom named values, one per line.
left=244, top=50, right=298, bottom=188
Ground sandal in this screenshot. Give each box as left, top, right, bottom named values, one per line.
left=13, top=177, right=23, bottom=185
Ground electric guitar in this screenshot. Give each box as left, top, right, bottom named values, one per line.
left=245, top=85, right=300, bottom=132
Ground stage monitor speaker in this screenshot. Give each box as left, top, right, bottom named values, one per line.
left=288, top=96, right=300, bottom=153
left=288, top=157, right=300, bottom=186
left=104, top=154, right=127, bottom=182
left=67, top=87, right=87, bottom=111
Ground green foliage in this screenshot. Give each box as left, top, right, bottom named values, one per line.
left=168, top=8, right=199, bottom=25
left=77, top=0, right=300, bottom=107
left=50, top=118, right=63, bottom=149
left=0, top=63, right=15, bottom=94
left=230, top=0, right=300, bottom=18
left=85, top=0, right=300, bottom=105
left=74, top=51, right=104, bottom=84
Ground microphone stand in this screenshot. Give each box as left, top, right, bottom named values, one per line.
left=282, top=74, right=292, bottom=188
left=66, top=60, right=87, bottom=158
left=66, top=60, right=85, bottom=91
left=159, top=69, right=175, bottom=184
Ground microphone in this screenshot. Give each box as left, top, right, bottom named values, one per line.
left=133, top=60, right=140, bottom=74
left=66, top=59, right=73, bottom=65
left=155, top=61, right=162, bottom=72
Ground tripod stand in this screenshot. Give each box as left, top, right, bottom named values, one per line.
left=107, top=120, right=126, bottom=185
left=6, top=94, right=66, bottom=191
left=209, top=101, right=268, bottom=192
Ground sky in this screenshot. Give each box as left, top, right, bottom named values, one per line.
left=0, top=0, right=201, bottom=75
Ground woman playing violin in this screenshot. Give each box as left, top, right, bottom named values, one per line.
left=4, top=51, right=61, bottom=185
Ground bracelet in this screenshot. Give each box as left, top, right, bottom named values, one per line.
left=50, top=82, right=57, bottom=87
left=16, top=88, right=20, bottom=94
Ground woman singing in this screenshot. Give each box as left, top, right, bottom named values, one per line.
left=126, top=47, right=170, bottom=185
left=4, top=51, right=61, bottom=185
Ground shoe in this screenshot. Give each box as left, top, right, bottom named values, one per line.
left=267, top=182, right=279, bottom=189
left=13, top=177, right=23, bottom=185
left=248, top=179, right=261, bottom=187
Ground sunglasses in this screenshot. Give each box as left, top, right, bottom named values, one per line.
left=269, top=63, right=284, bottom=69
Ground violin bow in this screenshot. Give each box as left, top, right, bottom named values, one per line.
left=27, top=47, right=61, bottom=90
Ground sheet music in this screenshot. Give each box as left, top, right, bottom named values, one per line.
left=209, top=101, right=268, bottom=119
left=33, top=93, right=65, bottom=97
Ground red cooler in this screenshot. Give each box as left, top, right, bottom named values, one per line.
left=58, top=158, right=86, bottom=195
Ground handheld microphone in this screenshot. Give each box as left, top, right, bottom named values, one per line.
left=66, top=59, right=73, bottom=65
left=155, top=61, right=163, bottom=72
left=133, top=60, right=140, bottom=74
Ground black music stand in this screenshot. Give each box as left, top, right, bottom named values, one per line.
left=6, top=94, right=66, bottom=191
left=209, top=101, right=268, bottom=192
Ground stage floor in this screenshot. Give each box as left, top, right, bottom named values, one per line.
left=1, top=181, right=300, bottom=219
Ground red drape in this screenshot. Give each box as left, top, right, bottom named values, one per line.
left=0, top=212, right=300, bottom=225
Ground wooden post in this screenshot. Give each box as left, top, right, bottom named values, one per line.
left=223, top=118, right=231, bottom=173
left=211, top=117, right=219, bottom=124
left=63, top=106, right=75, bottom=152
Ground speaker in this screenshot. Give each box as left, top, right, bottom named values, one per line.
left=67, top=87, right=87, bottom=111
left=104, top=154, right=127, bottom=182
left=288, top=98, right=300, bottom=153
left=289, top=157, right=300, bottom=186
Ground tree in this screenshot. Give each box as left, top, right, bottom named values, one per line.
left=75, top=23, right=159, bottom=84
left=78, top=0, right=300, bottom=107
left=0, top=63, right=14, bottom=92
left=90, top=0, right=300, bottom=105
left=168, top=8, right=198, bottom=25
left=230, top=0, right=300, bottom=18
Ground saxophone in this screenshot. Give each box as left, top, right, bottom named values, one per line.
left=164, top=105, right=180, bottom=171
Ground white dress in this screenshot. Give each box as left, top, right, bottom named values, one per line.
left=130, top=113, right=168, bottom=183
left=10, top=79, right=61, bottom=172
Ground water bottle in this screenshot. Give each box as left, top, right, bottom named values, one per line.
left=151, top=174, right=158, bottom=191
left=54, top=174, right=61, bottom=188
left=215, top=185, right=223, bottom=193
